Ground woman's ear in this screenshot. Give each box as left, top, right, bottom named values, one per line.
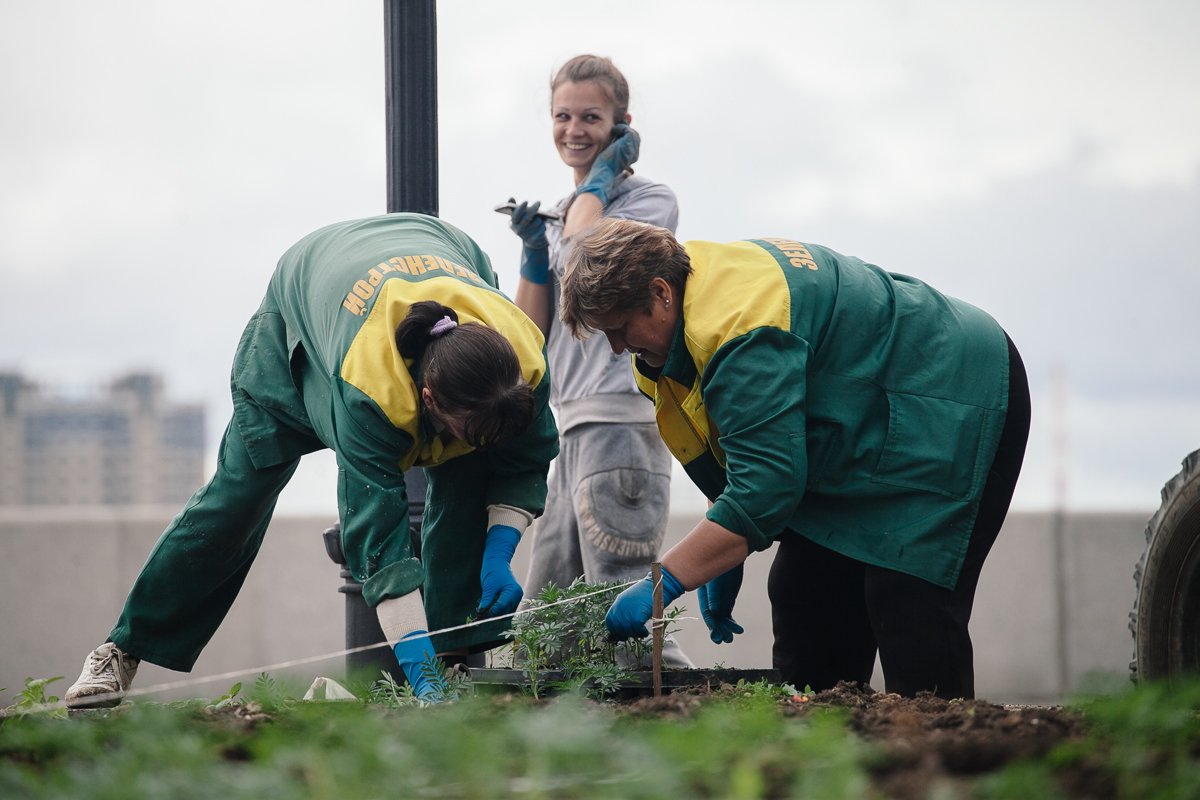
left=650, top=277, right=673, bottom=308
left=624, top=112, right=633, bottom=125
left=421, top=387, right=435, bottom=409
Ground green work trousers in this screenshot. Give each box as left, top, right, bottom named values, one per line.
left=420, top=450, right=513, bottom=655
left=109, top=419, right=508, bottom=672
left=108, top=420, right=309, bottom=671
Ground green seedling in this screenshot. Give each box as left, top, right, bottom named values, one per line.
left=207, top=681, right=242, bottom=711
left=2, top=676, right=66, bottom=719
left=248, top=672, right=297, bottom=713
left=368, top=671, right=412, bottom=706
left=368, top=653, right=473, bottom=707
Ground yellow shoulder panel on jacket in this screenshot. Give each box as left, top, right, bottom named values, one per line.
left=339, top=276, right=547, bottom=435
left=681, top=241, right=792, bottom=363
left=643, top=241, right=791, bottom=468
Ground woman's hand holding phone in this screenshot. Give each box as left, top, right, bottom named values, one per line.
left=576, top=124, right=641, bottom=206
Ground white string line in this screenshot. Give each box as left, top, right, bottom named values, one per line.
left=40, top=577, right=696, bottom=711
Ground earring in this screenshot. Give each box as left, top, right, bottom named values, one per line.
left=664, top=299, right=671, bottom=307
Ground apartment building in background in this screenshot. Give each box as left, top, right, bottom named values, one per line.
left=0, top=371, right=205, bottom=506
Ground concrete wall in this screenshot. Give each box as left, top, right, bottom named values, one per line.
left=0, top=507, right=345, bottom=708
left=0, top=507, right=1149, bottom=707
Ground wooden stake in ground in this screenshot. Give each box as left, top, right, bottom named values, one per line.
left=651, top=562, right=664, bottom=697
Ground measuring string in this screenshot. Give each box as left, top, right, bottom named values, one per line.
left=36, top=577, right=697, bottom=711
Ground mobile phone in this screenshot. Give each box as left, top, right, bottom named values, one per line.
left=494, top=201, right=561, bottom=222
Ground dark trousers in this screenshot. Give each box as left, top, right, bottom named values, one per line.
left=769, top=336, right=1031, bottom=699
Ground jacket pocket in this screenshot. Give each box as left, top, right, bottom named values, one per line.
left=872, top=391, right=987, bottom=501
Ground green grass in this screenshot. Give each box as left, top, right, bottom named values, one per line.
left=3, top=676, right=1200, bottom=799
left=0, top=680, right=865, bottom=799
left=973, top=679, right=1200, bottom=800
left=1038, top=680, right=1200, bottom=799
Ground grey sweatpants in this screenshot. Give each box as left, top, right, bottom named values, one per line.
left=523, top=421, right=692, bottom=668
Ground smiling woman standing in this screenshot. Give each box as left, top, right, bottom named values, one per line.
left=505, top=55, right=690, bottom=667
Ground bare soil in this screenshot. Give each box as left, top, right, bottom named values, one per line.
left=180, top=677, right=1107, bottom=797
left=624, top=681, right=1102, bottom=799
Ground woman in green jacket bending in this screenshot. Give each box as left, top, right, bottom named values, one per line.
left=559, top=217, right=1029, bottom=699
left=66, top=213, right=559, bottom=708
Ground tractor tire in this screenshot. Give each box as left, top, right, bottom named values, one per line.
left=1130, top=449, right=1200, bottom=684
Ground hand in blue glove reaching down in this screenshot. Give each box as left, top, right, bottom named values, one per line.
left=507, top=199, right=550, bottom=284
left=476, top=524, right=523, bottom=618
left=698, top=564, right=746, bottom=644
left=605, top=565, right=685, bottom=641
left=575, top=123, right=641, bottom=207
left=393, top=631, right=444, bottom=702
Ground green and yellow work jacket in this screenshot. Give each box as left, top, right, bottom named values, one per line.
left=633, top=238, right=1010, bottom=590
left=231, top=213, right=558, bottom=604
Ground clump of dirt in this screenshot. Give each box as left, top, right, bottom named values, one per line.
left=793, top=682, right=1091, bottom=798
left=202, top=700, right=272, bottom=730
left=625, top=680, right=1095, bottom=799
left=619, top=691, right=707, bottom=719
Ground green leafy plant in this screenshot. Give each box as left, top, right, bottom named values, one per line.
left=503, top=578, right=688, bottom=700
left=368, top=671, right=413, bottom=706
left=368, top=656, right=473, bottom=707
left=0, top=680, right=872, bottom=798
left=206, top=681, right=242, bottom=711
left=2, top=676, right=66, bottom=719
left=248, top=673, right=297, bottom=713
left=11, top=674, right=1200, bottom=797
left=1041, top=680, right=1200, bottom=798
left=714, top=678, right=811, bottom=709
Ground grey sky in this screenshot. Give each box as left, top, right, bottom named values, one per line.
left=2, top=0, right=1198, bottom=513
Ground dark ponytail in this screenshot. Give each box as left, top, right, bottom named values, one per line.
left=395, top=301, right=460, bottom=361
left=395, top=300, right=537, bottom=448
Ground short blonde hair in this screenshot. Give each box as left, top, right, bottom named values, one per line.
left=559, top=218, right=692, bottom=338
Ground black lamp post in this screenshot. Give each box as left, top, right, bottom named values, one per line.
left=324, top=0, right=439, bottom=684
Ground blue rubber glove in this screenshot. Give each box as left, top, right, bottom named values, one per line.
left=508, top=199, right=550, bottom=284
left=605, top=566, right=685, bottom=641
left=575, top=123, right=641, bottom=206
left=393, top=631, right=444, bottom=702
left=476, top=524, right=523, bottom=618
left=697, top=564, right=746, bottom=644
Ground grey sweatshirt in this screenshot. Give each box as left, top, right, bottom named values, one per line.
left=544, top=174, right=680, bottom=433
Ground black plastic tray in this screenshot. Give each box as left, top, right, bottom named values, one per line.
left=469, top=667, right=781, bottom=696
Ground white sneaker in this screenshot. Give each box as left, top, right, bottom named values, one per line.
left=65, top=642, right=140, bottom=709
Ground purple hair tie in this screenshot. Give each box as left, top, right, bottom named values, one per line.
left=430, top=315, right=458, bottom=337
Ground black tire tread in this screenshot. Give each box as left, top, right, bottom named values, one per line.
left=1130, top=449, right=1200, bottom=683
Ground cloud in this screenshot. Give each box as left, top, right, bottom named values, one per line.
left=3, top=0, right=1199, bottom=514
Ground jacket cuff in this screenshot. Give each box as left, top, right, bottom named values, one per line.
left=706, top=496, right=772, bottom=553
left=362, top=557, right=425, bottom=607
